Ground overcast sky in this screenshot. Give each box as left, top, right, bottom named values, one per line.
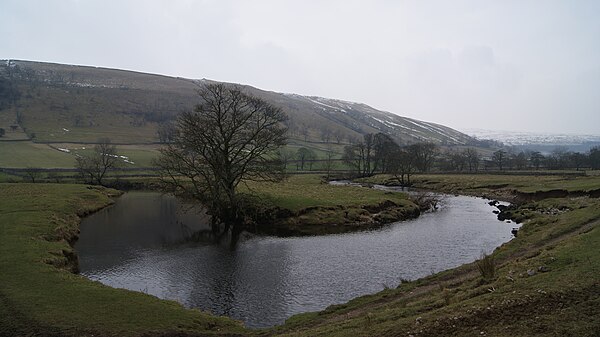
left=1, top=0, right=599, bottom=134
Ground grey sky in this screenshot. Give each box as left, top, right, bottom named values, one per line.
left=1, top=0, right=599, bottom=134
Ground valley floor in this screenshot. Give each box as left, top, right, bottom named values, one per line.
left=1, top=173, right=599, bottom=336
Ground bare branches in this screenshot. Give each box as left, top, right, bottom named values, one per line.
left=75, top=138, right=119, bottom=185
left=155, top=83, right=287, bottom=226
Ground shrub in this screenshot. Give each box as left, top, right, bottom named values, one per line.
left=477, top=253, right=496, bottom=281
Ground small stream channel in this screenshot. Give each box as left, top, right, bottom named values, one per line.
left=75, top=187, right=515, bottom=328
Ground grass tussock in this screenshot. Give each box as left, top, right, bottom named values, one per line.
left=476, top=253, right=496, bottom=281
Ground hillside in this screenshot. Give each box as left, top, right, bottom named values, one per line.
left=462, top=128, right=600, bottom=153
left=0, top=60, right=476, bottom=146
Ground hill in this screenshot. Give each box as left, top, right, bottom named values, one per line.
left=0, top=59, right=476, bottom=146
left=462, top=128, right=600, bottom=153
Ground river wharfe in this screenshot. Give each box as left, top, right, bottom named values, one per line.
left=75, top=190, right=515, bottom=328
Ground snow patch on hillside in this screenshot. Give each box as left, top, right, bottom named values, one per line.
left=462, top=128, right=600, bottom=146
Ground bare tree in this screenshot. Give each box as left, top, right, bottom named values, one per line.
left=157, top=121, right=177, bottom=143
left=75, top=138, right=119, bottom=185
left=155, top=84, right=287, bottom=231
left=513, top=151, right=528, bottom=170
left=296, top=147, right=316, bottom=170
left=342, top=143, right=363, bottom=176
left=333, top=130, right=344, bottom=144
left=570, top=152, right=588, bottom=171
left=590, top=147, right=600, bottom=170
left=530, top=151, right=544, bottom=170
left=342, top=133, right=397, bottom=177
left=300, top=127, right=309, bottom=142
left=389, top=148, right=416, bottom=186
left=279, top=148, right=295, bottom=169
left=446, top=149, right=467, bottom=171
left=47, top=171, right=62, bottom=183
left=323, top=147, right=336, bottom=179
left=23, top=167, right=42, bottom=183
left=492, top=149, right=507, bottom=170
left=464, top=148, right=480, bottom=172
left=372, top=133, right=398, bottom=173
left=410, top=143, right=437, bottom=172
left=319, top=127, right=332, bottom=143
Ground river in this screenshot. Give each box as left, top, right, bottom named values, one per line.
left=75, top=189, right=515, bottom=328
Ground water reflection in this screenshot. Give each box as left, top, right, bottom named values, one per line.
left=76, top=191, right=514, bottom=328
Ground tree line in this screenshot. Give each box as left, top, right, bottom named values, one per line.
left=304, top=133, right=600, bottom=183
left=339, top=133, right=440, bottom=185
left=486, top=147, right=600, bottom=171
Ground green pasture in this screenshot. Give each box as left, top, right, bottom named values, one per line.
left=0, top=141, right=76, bottom=168
left=244, top=174, right=410, bottom=211
left=0, top=184, right=245, bottom=336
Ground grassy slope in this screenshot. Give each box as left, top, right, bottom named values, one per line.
left=2, top=60, right=475, bottom=146
left=267, top=175, right=600, bottom=337
left=359, top=173, right=600, bottom=197
left=0, top=184, right=245, bottom=337
left=244, top=175, right=411, bottom=211
left=0, top=141, right=76, bottom=168
left=0, top=140, right=342, bottom=169
left=411, top=173, right=600, bottom=194
left=269, top=213, right=600, bottom=336
left=0, top=142, right=159, bottom=169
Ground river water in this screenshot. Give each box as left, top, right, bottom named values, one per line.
left=76, top=190, right=514, bottom=328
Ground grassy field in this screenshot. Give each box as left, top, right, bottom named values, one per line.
left=412, top=173, right=600, bottom=193
left=0, top=183, right=245, bottom=337
left=0, top=141, right=76, bottom=168
left=240, top=175, right=419, bottom=235
left=359, top=173, right=600, bottom=198
left=2, top=175, right=600, bottom=336
left=244, top=175, right=410, bottom=211
left=0, top=141, right=161, bottom=169
left=0, top=171, right=19, bottom=182
left=0, top=140, right=347, bottom=170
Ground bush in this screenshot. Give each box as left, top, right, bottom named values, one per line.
left=476, top=253, right=496, bottom=281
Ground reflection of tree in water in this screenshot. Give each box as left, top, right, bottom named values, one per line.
left=173, top=198, right=244, bottom=249
left=204, top=253, right=238, bottom=317
left=185, top=240, right=294, bottom=327
left=80, top=192, right=512, bottom=328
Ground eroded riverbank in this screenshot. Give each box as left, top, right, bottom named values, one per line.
left=76, top=191, right=513, bottom=328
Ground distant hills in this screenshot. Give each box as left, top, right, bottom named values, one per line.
left=0, top=59, right=477, bottom=146
left=462, top=128, right=600, bottom=153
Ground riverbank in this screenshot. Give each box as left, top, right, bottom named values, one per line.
left=266, top=174, right=600, bottom=336
left=90, top=174, right=424, bottom=236
left=240, top=175, right=421, bottom=236
left=3, top=173, right=599, bottom=336
left=356, top=173, right=600, bottom=202
left=0, top=183, right=246, bottom=337
left=0, top=177, right=420, bottom=336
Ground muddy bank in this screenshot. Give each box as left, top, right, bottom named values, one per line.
left=243, top=200, right=421, bottom=236
left=514, top=188, right=600, bottom=202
